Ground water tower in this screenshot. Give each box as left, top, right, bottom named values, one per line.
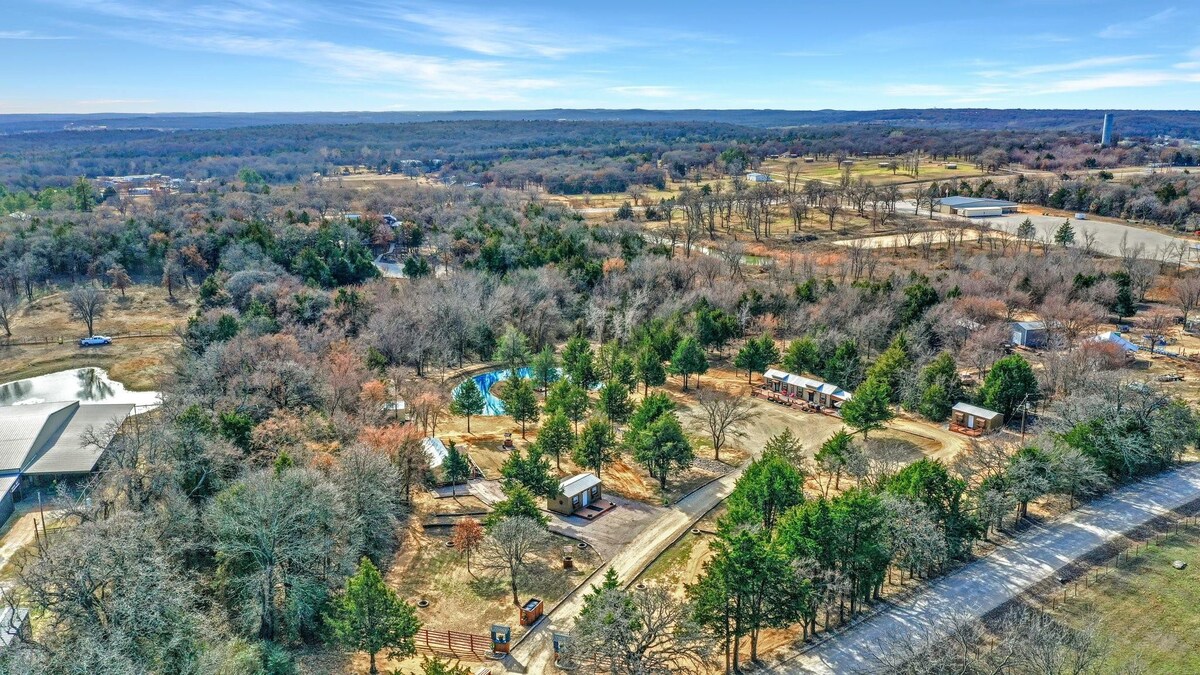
left=1101, top=113, right=1115, bottom=147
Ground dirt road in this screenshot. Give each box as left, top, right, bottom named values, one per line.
left=767, top=461, right=1200, bottom=674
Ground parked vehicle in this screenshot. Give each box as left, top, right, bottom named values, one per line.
left=79, top=336, right=112, bottom=346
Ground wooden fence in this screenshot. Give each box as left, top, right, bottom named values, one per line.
left=0, top=331, right=175, bottom=347
left=413, top=628, right=493, bottom=659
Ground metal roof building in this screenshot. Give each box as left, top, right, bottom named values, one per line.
left=0, top=401, right=133, bottom=526
left=935, top=196, right=1019, bottom=217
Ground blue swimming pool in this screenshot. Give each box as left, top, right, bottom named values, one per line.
left=455, top=367, right=535, bottom=416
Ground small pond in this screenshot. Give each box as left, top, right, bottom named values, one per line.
left=0, top=368, right=161, bottom=408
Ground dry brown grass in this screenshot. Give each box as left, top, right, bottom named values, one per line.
left=0, top=285, right=192, bottom=390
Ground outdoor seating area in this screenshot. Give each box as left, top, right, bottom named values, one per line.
left=757, top=369, right=852, bottom=416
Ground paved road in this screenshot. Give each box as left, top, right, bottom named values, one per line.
left=898, top=201, right=1198, bottom=265
left=767, top=462, right=1200, bottom=674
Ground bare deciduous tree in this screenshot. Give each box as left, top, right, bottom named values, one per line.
left=0, top=288, right=19, bottom=337
left=67, top=284, right=107, bottom=337
left=563, top=584, right=712, bottom=674
left=1174, top=275, right=1200, bottom=327
left=697, top=392, right=757, bottom=461
left=480, top=516, right=551, bottom=605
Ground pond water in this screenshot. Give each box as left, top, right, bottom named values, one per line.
left=0, top=368, right=161, bottom=408
left=454, top=367, right=535, bottom=416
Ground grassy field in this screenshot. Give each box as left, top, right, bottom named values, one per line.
left=0, top=285, right=191, bottom=390
left=758, top=155, right=985, bottom=186
left=1053, top=529, right=1200, bottom=673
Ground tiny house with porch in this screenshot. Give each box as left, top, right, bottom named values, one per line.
left=950, top=402, right=1004, bottom=436
left=548, top=473, right=604, bottom=516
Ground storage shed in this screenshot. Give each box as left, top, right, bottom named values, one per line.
left=1010, top=321, right=1048, bottom=348
left=548, top=473, right=602, bottom=515
left=951, top=402, right=1004, bottom=434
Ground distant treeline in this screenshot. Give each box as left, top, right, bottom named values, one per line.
left=1, top=117, right=1195, bottom=195
left=3, top=108, right=1199, bottom=135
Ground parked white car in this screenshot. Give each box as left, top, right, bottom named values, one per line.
left=79, top=336, right=112, bottom=346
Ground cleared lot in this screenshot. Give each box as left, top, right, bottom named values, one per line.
left=904, top=202, right=1198, bottom=264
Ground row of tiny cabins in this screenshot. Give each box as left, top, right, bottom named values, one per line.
left=763, top=369, right=853, bottom=408
left=764, top=367, right=1005, bottom=436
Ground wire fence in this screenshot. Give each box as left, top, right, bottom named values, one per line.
left=1029, top=513, right=1200, bottom=612
left=0, top=331, right=175, bottom=347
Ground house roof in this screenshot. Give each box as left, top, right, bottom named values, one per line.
left=423, top=437, right=448, bottom=469
left=952, top=402, right=1003, bottom=420
left=936, top=196, right=1018, bottom=208
left=559, top=472, right=601, bottom=497
left=1013, top=321, right=1046, bottom=331
left=0, top=402, right=77, bottom=473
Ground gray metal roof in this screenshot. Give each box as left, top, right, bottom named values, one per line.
left=559, top=472, right=601, bottom=497
left=1013, top=321, right=1046, bottom=331
left=952, top=402, right=1003, bottom=420
left=25, top=402, right=132, bottom=474
left=0, top=402, right=133, bottom=476
left=936, top=196, right=1017, bottom=208
left=0, top=402, right=76, bottom=473
left=0, top=476, right=19, bottom=501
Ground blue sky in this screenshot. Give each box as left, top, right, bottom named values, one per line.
left=2, top=0, right=1198, bottom=113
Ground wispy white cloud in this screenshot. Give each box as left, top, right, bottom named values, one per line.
left=1010, top=55, right=1154, bottom=77
left=382, top=5, right=621, bottom=59
left=1039, top=69, right=1200, bottom=93
left=607, top=85, right=678, bottom=97
left=51, top=0, right=567, bottom=102
left=172, top=34, right=560, bottom=101
left=0, top=30, right=72, bottom=40
left=1098, top=8, right=1178, bottom=39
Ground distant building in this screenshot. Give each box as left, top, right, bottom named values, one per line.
left=1101, top=113, right=1115, bottom=147
left=935, top=196, right=1019, bottom=217
left=1010, top=321, right=1047, bottom=348
left=746, top=172, right=771, bottom=183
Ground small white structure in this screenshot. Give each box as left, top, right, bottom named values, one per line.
left=746, top=172, right=771, bottom=183
left=945, top=163, right=958, bottom=169
left=422, top=437, right=448, bottom=470
left=1074, top=213, right=1088, bottom=220
left=1093, top=331, right=1140, bottom=353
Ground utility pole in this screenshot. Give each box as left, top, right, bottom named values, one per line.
left=1019, top=393, right=1032, bottom=441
